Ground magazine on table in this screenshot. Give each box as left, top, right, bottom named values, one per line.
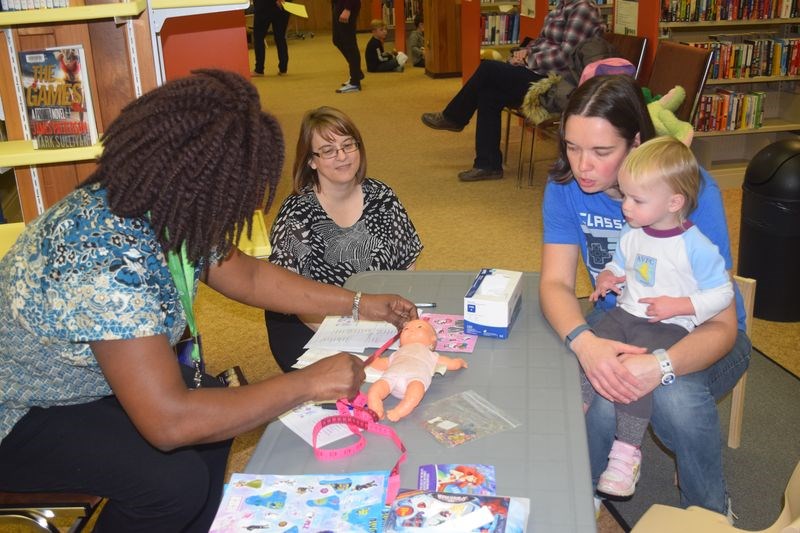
left=210, top=471, right=389, bottom=532
left=385, top=488, right=530, bottom=532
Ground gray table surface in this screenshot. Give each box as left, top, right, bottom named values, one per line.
left=245, top=271, right=596, bottom=532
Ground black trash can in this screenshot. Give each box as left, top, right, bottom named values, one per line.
left=738, top=138, right=800, bottom=322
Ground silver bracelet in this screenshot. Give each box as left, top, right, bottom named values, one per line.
left=351, top=291, right=362, bottom=321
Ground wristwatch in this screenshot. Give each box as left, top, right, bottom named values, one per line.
left=653, top=349, right=676, bottom=385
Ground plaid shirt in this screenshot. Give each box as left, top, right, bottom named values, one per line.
left=526, top=0, right=603, bottom=74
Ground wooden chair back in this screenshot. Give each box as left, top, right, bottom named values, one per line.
left=728, top=275, right=756, bottom=449
left=603, top=32, right=648, bottom=80
left=646, top=40, right=712, bottom=123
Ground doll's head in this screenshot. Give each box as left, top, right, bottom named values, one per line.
left=399, top=320, right=437, bottom=350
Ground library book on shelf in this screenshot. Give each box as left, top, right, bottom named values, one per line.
left=17, top=44, right=98, bottom=150
left=661, top=0, right=798, bottom=22
left=1, top=0, right=70, bottom=12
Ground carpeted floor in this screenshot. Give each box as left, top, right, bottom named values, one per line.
left=193, top=32, right=799, bottom=533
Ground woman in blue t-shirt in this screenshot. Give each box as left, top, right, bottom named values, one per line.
left=539, top=75, right=750, bottom=517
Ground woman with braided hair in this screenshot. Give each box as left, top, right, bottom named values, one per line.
left=0, top=70, right=417, bottom=532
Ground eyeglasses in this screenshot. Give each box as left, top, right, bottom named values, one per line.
left=311, top=139, right=359, bottom=159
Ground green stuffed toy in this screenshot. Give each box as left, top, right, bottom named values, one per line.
left=643, top=85, right=694, bottom=146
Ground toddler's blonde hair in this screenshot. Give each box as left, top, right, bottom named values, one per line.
left=621, top=135, right=700, bottom=221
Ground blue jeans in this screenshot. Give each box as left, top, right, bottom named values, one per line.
left=585, top=307, right=751, bottom=512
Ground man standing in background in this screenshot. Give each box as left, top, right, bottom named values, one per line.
left=333, top=0, right=363, bottom=93
left=252, top=0, right=290, bottom=76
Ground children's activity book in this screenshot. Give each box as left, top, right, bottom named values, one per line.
left=418, top=463, right=497, bottom=496
left=209, top=471, right=389, bottom=532
left=385, top=489, right=514, bottom=532
left=421, top=390, right=522, bottom=447
left=420, top=313, right=478, bottom=353
left=17, top=45, right=98, bottom=149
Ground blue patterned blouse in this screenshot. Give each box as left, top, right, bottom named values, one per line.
left=0, top=183, right=191, bottom=442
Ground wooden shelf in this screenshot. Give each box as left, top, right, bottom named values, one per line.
left=481, top=1, right=519, bottom=8
left=482, top=43, right=517, bottom=50
left=695, top=117, right=800, bottom=137
left=0, top=0, right=147, bottom=26
left=706, top=75, right=800, bottom=85
left=150, top=0, right=247, bottom=8
left=0, top=140, right=103, bottom=168
left=660, top=17, right=800, bottom=28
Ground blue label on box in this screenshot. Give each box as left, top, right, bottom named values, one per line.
left=463, top=296, right=522, bottom=339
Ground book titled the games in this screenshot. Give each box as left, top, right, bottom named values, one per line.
left=17, top=45, right=98, bottom=150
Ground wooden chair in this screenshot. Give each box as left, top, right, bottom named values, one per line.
left=645, top=40, right=713, bottom=123
left=602, top=32, right=648, bottom=80
left=0, top=223, right=103, bottom=532
left=728, top=275, right=756, bottom=449
left=632, top=459, right=800, bottom=532
left=503, top=32, right=648, bottom=186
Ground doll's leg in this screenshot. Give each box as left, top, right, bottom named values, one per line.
left=367, top=379, right=391, bottom=420
left=386, top=380, right=425, bottom=422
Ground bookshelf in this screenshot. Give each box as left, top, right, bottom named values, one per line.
left=479, top=2, right=522, bottom=53
left=460, top=0, right=544, bottom=82
left=422, top=0, right=462, bottom=77
left=658, top=15, right=800, bottom=187
left=0, top=0, right=248, bottom=222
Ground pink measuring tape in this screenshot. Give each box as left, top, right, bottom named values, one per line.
left=312, top=334, right=406, bottom=503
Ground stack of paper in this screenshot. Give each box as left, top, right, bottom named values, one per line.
left=303, top=315, right=399, bottom=353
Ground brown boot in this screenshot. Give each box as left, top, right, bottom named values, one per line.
left=458, top=168, right=504, bottom=181
left=421, top=112, right=464, bottom=132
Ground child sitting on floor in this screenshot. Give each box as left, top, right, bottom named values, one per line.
left=407, top=13, right=425, bottom=68
left=365, top=19, right=408, bottom=73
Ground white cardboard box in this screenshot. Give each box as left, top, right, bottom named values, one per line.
left=464, top=269, right=523, bottom=339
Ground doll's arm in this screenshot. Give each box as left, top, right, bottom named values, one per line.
left=368, top=356, right=391, bottom=372
left=437, top=355, right=468, bottom=370
left=386, top=381, right=425, bottom=422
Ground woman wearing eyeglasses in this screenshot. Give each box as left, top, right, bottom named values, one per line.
left=266, top=106, right=423, bottom=372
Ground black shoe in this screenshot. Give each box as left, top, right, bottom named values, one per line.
left=421, top=112, right=464, bottom=132
left=458, top=168, right=504, bottom=182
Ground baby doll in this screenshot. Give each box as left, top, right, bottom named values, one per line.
left=367, top=319, right=467, bottom=422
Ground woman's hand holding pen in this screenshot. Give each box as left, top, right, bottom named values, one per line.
left=300, top=352, right=365, bottom=401
left=359, top=293, right=418, bottom=328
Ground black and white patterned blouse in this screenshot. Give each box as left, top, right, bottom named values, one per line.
left=268, top=178, right=422, bottom=286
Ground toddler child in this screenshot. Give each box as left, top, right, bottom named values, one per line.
left=583, top=136, right=734, bottom=498
left=407, top=13, right=425, bottom=67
